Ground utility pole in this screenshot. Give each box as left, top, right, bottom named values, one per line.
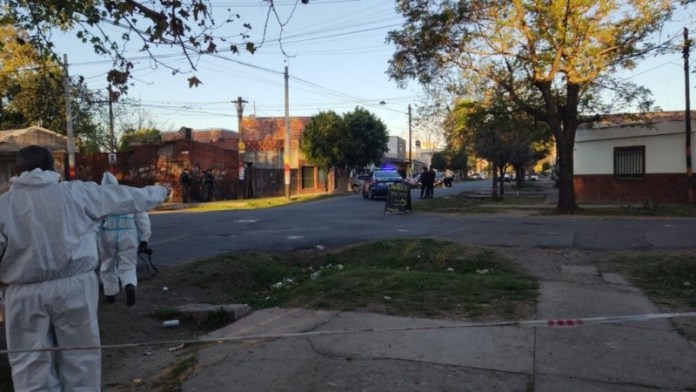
left=408, top=104, right=412, bottom=175
left=107, top=86, right=115, bottom=153
left=62, top=54, right=75, bottom=179
left=235, top=97, right=247, bottom=199
left=284, top=64, right=291, bottom=199
left=685, top=27, right=693, bottom=203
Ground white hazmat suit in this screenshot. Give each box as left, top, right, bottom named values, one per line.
left=0, top=168, right=167, bottom=391
left=99, top=172, right=151, bottom=304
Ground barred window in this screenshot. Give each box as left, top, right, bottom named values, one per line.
left=614, top=146, right=645, bottom=180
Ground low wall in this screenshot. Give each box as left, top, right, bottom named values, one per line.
left=574, top=173, right=689, bottom=204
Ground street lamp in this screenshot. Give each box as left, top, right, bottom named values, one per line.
left=235, top=96, right=247, bottom=199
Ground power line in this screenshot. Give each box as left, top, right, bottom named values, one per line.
left=6, top=1, right=413, bottom=131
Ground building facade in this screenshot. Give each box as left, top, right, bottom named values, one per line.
left=240, top=115, right=333, bottom=196
left=574, top=111, right=696, bottom=204
left=0, top=127, right=69, bottom=193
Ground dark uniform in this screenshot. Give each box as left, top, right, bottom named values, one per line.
left=179, top=169, right=191, bottom=203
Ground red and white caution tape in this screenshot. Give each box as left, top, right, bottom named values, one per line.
left=1, top=311, right=694, bottom=355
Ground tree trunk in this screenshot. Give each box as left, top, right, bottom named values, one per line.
left=536, top=81, right=580, bottom=213
left=555, top=82, right=581, bottom=213
left=491, top=162, right=498, bottom=199
left=334, top=167, right=351, bottom=194
left=515, top=166, right=524, bottom=189
left=556, top=128, right=578, bottom=213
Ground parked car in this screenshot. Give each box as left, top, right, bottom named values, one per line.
left=350, top=174, right=370, bottom=193
left=496, top=173, right=513, bottom=182
left=527, top=174, right=539, bottom=181
left=362, top=169, right=404, bottom=200
left=469, top=172, right=485, bottom=180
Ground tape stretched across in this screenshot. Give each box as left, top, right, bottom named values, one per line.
left=1, top=311, right=695, bottom=355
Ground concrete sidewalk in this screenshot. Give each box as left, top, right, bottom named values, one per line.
left=181, top=261, right=696, bottom=391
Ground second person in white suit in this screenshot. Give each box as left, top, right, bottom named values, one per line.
left=99, top=172, right=152, bottom=306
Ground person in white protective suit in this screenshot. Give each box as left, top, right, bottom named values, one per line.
left=0, top=145, right=169, bottom=392
left=99, top=172, right=152, bottom=307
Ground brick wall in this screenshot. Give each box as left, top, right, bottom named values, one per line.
left=574, top=173, right=688, bottom=204
left=241, top=116, right=309, bottom=151
left=241, top=116, right=329, bottom=195
left=76, top=140, right=240, bottom=201
left=162, top=129, right=238, bottom=150
left=134, top=117, right=332, bottom=198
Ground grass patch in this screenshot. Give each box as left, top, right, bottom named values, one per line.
left=415, top=193, right=545, bottom=214
left=172, top=253, right=301, bottom=306
left=612, top=253, right=696, bottom=308
left=167, top=193, right=334, bottom=212
left=167, top=239, right=538, bottom=321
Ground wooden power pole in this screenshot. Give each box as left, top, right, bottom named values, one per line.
left=684, top=28, right=692, bottom=203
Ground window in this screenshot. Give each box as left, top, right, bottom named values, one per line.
left=614, top=146, right=645, bottom=180
left=302, top=166, right=315, bottom=189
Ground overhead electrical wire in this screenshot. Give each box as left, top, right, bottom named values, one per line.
left=68, top=29, right=409, bottom=120
left=8, top=2, right=410, bottom=128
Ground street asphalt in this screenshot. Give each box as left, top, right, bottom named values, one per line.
left=167, top=181, right=696, bottom=391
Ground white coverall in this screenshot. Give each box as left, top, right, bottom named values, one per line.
left=0, top=168, right=167, bottom=391
left=99, top=172, right=151, bottom=296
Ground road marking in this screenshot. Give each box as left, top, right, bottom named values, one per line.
left=234, top=219, right=259, bottom=223
left=286, top=236, right=304, bottom=240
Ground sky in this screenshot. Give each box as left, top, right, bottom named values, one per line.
left=54, top=0, right=696, bottom=144
left=59, top=0, right=419, bottom=140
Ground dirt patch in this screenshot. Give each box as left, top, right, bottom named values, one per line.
left=97, top=268, right=220, bottom=392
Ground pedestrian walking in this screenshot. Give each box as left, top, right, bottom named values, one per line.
left=99, top=172, right=152, bottom=307
left=179, top=168, right=191, bottom=203
left=0, top=145, right=168, bottom=391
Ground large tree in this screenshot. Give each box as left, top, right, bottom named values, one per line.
left=387, top=0, right=673, bottom=213
left=0, top=25, right=107, bottom=151
left=118, top=127, right=161, bottom=151
left=448, top=90, right=551, bottom=197
left=301, top=107, right=389, bottom=193
left=1, top=0, right=309, bottom=92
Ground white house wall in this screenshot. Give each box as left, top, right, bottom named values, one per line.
left=575, top=119, right=696, bottom=175
left=386, top=136, right=406, bottom=159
